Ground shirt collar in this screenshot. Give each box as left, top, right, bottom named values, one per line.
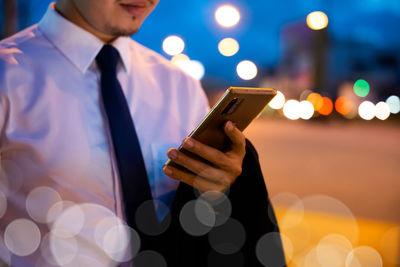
left=38, top=3, right=131, bottom=74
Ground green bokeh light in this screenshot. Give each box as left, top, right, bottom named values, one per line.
left=353, top=79, right=370, bottom=97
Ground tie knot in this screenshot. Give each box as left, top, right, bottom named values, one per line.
left=96, top=45, right=120, bottom=72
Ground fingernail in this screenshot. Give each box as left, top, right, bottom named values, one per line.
left=163, top=166, right=172, bottom=175
left=168, top=149, right=178, bottom=159
left=183, top=138, right=194, bottom=148
left=226, top=121, right=234, bottom=131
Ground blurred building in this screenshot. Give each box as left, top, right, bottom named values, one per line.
left=275, top=20, right=400, bottom=102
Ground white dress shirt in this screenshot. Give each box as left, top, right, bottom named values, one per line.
left=0, top=3, right=209, bottom=266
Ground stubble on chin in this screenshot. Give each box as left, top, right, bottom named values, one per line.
left=104, top=17, right=140, bottom=37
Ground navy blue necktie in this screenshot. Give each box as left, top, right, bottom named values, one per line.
left=96, top=45, right=156, bottom=229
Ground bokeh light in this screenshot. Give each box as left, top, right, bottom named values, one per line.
left=236, top=60, right=257, bottom=80
left=353, top=79, right=370, bottom=97
left=51, top=205, right=85, bottom=238
left=380, top=226, right=400, bottom=265
left=194, top=199, right=216, bottom=228
left=215, top=5, right=241, bottom=28
left=375, top=101, right=390, bottom=120
left=162, top=35, right=185, bottom=56
left=269, top=192, right=304, bottom=230
left=358, top=101, right=375, bottom=120
left=335, top=96, right=353, bottom=116
left=318, top=97, right=333, bottom=116
left=304, top=247, right=322, bottom=266
left=175, top=60, right=205, bottom=80
left=386, top=95, right=400, bottom=114
left=256, top=232, right=287, bottom=266
left=132, top=250, right=167, bottom=267
left=307, top=92, right=324, bottom=111
left=26, top=186, right=62, bottom=223
left=218, top=38, right=239, bottom=57
left=171, top=53, right=190, bottom=65
left=135, top=200, right=171, bottom=236
left=301, top=195, right=359, bottom=244
left=82, top=203, right=133, bottom=259
left=343, top=107, right=358, bottom=119
left=47, top=234, right=78, bottom=265
left=283, top=100, right=300, bottom=120
left=199, top=191, right=232, bottom=227
left=46, top=200, right=75, bottom=225
left=316, top=234, right=353, bottom=267
left=306, top=11, right=329, bottom=30
left=179, top=200, right=214, bottom=236
left=299, top=100, right=314, bottom=120
left=208, top=218, right=246, bottom=255
left=268, top=90, right=286, bottom=110
left=346, top=246, right=383, bottom=267
left=102, top=224, right=135, bottom=262
left=4, top=219, right=41, bottom=256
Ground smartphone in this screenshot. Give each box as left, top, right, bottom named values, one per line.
left=164, top=87, right=277, bottom=172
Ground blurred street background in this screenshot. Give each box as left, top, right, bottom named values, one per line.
left=1, top=0, right=400, bottom=266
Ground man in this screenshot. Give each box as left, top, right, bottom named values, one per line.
left=0, top=0, right=285, bottom=266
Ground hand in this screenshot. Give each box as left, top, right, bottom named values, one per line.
left=163, top=121, right=246, bottom=194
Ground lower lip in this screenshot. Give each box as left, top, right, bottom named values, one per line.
left=120, top=4, right=147, bottom=17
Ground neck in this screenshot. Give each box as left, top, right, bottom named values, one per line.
left=54, top=1, right=116, bottom=43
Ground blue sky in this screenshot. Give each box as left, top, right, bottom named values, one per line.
left=12, top=0, right=400, bottom=83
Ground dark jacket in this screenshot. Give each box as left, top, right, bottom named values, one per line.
left=135, top=140, right=286, bottom=267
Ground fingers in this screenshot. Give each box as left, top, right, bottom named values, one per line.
left=163, top=120, right=246, bottom=193
left=163, top=165, right=226, bottom=193
left=181, top=137, right=231, bottom=169
left=178, top=121, right=246, bottom=169
left=166, top=148, right=223, bottom=180
left=223, top=121, right=246, bottom=158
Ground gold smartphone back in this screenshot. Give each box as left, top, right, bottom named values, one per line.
left=189, top=87, right=277, bottom=151
left=165, top=87, right=277, bottom=172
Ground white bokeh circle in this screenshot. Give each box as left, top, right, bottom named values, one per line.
left=268, top=91, right=286, bottom=110
left=208, top=218, right=246, bottom=255
left=345, top=246, right=383, bottom=267
left=301, top=194, right=359, bottom=244
left=215, top=5, right=241, bottom=28
left=236, top=60, right=258, bottom=80
left=50, top=234, right=78, bottom=266
left=256, top=232, right=287, bottom=267
left=299, top=100, right=315, bottom=119
left=194, top=199, right=217, bottom=228
left=283, top=100, right=301, bottom=120
left=51, top=204, right=85, bottom=238
left=132, top=250, right=167, bottom=267
left=4, top=219, right=41, bottom=256
left=26, top=186, right=62, bottom=223
left=375, top=101, right=390, bottom=120
left=358, top=101, right=375, bottom=120
left=102, top=224, right=137, bottom=262
left=162, top=35, right=185, bottom=56
left=179, top=200, right=214, bottom=236
left=46, top=200, right=76, bottom=225
left=316, top=234, right=353, bottom=267
left=199, top=191, right=232, bottom=227
left=269, top=192, right=304, bottom=229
